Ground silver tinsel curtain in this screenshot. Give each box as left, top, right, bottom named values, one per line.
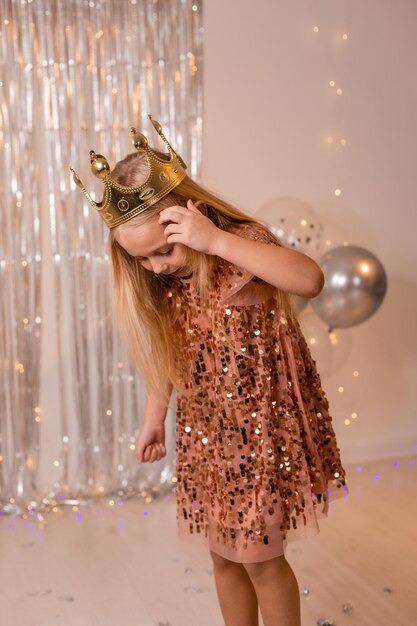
left=0, top=0, right=203, bottom=516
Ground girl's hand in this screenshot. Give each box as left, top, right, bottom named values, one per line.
left=135, top=420, right=167, bottom=464
left=158, top=199, right=223, bottom=255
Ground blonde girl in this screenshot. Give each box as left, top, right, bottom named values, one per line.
left=70, top=122, right=347, bottom=626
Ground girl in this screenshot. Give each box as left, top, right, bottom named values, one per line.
left=73, top=120, right=348, bottom=626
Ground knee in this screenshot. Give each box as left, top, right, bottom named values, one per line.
left=243, top=554, right=288, bottom=581
left=209, top=550, right=240, bottom=571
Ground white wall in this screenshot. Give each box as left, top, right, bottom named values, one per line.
left=201, top=0, right=417, bottom=463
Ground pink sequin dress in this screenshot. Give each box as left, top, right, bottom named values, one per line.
left=167, top=221, right=348, bottom=563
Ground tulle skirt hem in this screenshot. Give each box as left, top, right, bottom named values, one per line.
left=176, top=479, right=348, bottom=564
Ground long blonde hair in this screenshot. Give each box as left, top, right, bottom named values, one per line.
left=108, top=150, right=297, bottom=402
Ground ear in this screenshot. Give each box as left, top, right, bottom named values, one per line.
left=193, top=200, right=207, bottom=211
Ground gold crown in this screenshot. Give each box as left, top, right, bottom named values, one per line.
left=69, top=114, right=187, bottom=228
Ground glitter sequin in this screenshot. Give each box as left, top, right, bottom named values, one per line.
left=167, top=222, right=348, bottom=563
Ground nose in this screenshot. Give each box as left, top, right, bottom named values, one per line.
left=152, top=260, right=169, bottom=274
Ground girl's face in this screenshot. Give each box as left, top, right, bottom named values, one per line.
left=115, top=214, right=190, bottom=277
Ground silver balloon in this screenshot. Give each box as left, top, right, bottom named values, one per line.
left=256, top=196, right=325, bottom=259
left=312, top=245, right=387, bottom=329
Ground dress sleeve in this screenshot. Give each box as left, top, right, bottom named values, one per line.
left=215, top=222, right=282, bottom=306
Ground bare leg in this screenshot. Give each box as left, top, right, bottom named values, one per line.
left=243, top=555, right=301, bottom=626
left=210, top=550, right=260, bottom=626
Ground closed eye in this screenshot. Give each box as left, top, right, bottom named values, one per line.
left=135, top=246, right=173, bottom=261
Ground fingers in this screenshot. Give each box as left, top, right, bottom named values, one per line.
left=149, top=446, right=158, bottom=463
left=148, top=444, right=164, bottom=463
left=159, top=206, right=189, bottom=223
left=140, top=443, right=167, bottom=464
left=165, top=233, right=181, bottom=245
left=154, top=442, right=166, bottom=460
left=163, top=223, right=182, bottom=236
left=159, top=200, right=200, bottom=223
left=142, top=445, right=152, bottom=462
left=187, top=199, right=204, bottom=212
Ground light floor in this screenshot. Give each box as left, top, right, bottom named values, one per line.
left=1, top=455, right=416, bottom=626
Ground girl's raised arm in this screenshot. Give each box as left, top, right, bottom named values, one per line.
left=212, top=229, right=324, bottom=298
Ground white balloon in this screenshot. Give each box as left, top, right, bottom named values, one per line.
left=319, top=216, right=351, bottom=253
left=256, top=196, right=325, bottom=259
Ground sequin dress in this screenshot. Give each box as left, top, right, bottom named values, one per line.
left=167, top=222, right=348, bottom=564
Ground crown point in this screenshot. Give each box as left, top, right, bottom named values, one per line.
left=70, top=167, right=84, bottom=189
left=91, top=154, right=110, bottom=180
left=131, top=131, right=148, bottom=150
left=149, top=117, right=162, bottom=134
